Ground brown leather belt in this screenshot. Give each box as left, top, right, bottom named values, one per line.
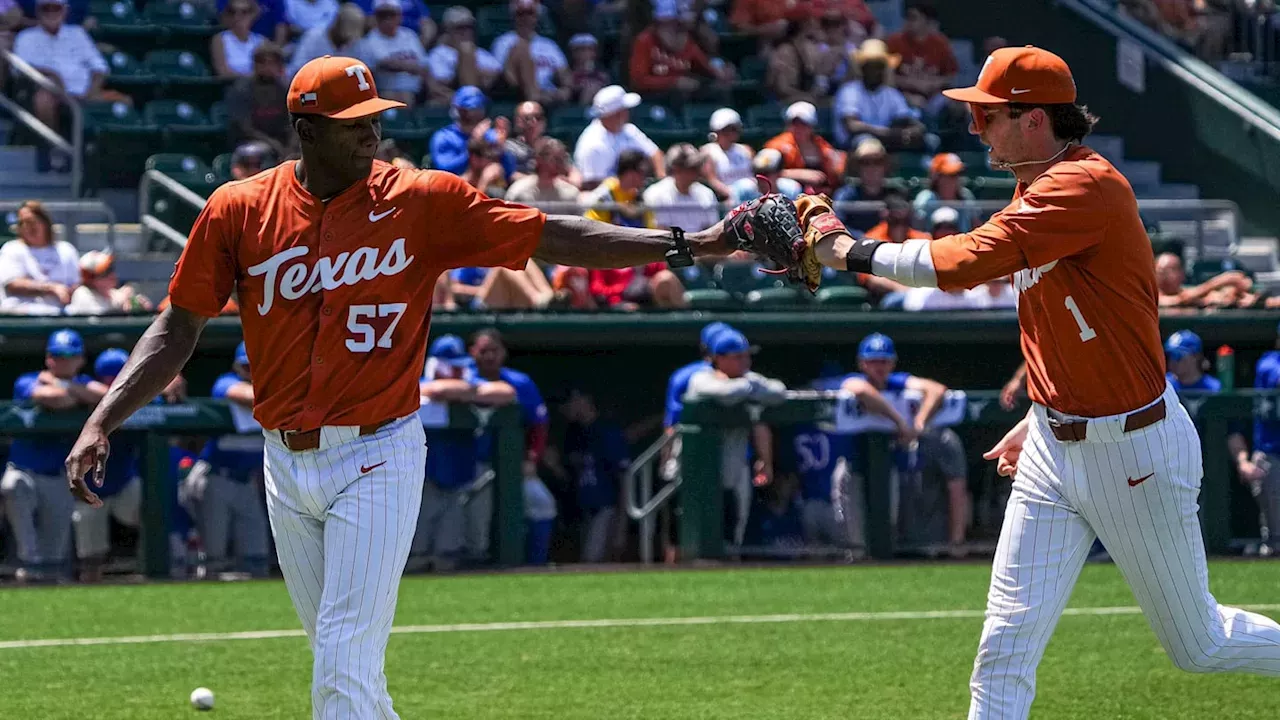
left=277, top=419, right=394, bottom=452
left=1046, top=401, right=1167, bottom=443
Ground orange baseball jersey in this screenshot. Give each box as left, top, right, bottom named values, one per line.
left=927, top=145, right=1165, bottom=417
left=169, top=160, right=545, bottom=430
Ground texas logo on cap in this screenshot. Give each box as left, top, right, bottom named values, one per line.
left=943, top=45, right=1076, bottom=105
left=287, top=55, right=405, bottom=119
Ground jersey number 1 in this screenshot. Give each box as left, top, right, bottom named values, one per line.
left=1064, top=295, right=1098, bottom=342
left=346, top=303, right=407, bottom=352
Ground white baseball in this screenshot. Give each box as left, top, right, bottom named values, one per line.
left=190, top=687, right=215, bottom=711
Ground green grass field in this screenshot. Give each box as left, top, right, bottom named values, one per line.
left=1, top=561, right=1278, bottom=719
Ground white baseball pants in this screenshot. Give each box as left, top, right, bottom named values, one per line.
left=970, top=383, right=1280, bottom=719
left=263, top=415, right=425, bottom=720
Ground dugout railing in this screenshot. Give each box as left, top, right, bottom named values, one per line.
left=673, top=390, right=1280, bottom=562
left=0, top=401, right=525, bottom=578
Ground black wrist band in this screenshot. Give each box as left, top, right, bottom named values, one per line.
left=665, top=226, right=694, bottom=268
left=843, top=238, right=884, bottom=275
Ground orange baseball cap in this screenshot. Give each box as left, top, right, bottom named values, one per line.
left=929, top=152, right=965, bottom=176
left=287, top=55, right=405, bottom=119
left=943, top=46, right=1076, bottom=105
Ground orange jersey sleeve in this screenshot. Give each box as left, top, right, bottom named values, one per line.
left=168, top=182, right=244, bottom=317
left=930, top=159, right=1107, bottom=292
left=413, top=170, right=546, bottom=271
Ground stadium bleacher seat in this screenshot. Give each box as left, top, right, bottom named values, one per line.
left=715, top=262, right=786, bottom=298
left=144, top=153, right=211, bottom=177
left=685, top=104, right=720, bottom=134
left=683, top=288, right=737, bottom=310
left=675, top=263, right=715, bottom=290
left=89, top=0, right=141, bottom=28
left=814, top=285, right=870, bottom=307
left=142, top=0, right=214, bottom=28
left=144, top=99, right=223, bottom=157
left=746, top=286, right=807, bottom=308
left=212, top=152, right=232, bottom=181
left=416, top=105, right=452, bottom=133
left=549, top=105, right=590, bottom=140
left=746, top=103, right=783, bottom=137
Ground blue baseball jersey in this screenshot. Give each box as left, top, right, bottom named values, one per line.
left=199, top=373, right=264, bottom=481
left=100, top=436, right=142, bottom=499
left=169, top=446, right=197, bottom=537
left=7, top=371, right=90, bottom=476
left=743, top=497, right=805, bottom=549
left=849, top=371, right=916, bottom=472
left=475, top=367, right=547, bottom=463
left=563, top=421, right=629, bottom=512
left=1255, top=352, right=1280, bottom=455
left=425, top=424, right=477, bottom=490
left=1168, top=373, right=1222, bottom=392
left=664, top=360, right=709, bottom=428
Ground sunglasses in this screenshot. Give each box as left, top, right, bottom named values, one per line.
left=38, top=4, right=64, bottom=12
left=520, top=113, right=545, bottom=121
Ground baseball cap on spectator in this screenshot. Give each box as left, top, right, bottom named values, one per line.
left=852, top=39, right=901, bottom=70
left=858, top=333, right=896, bottom=360
left=234, top=341, right=250, bottom=367
left=943, top=45, right=1076, bottom=105
left=288, top=56, right=404, bottom=119
left=373, top=0, right=401, bottom=11
left=442, top=6, right=473, bottom=27
left=853, top=137, right=887, bottom=163
left=47, top=329, right=84, bottom=357
left=510, top=0, right=539, bottom=13
left=94, top=348, right=129, bottom=379
left=79, top=250, right=115, bottom=281
left=429, top=334, right=473, bottom=367
left=232, top=141, right=277, bottom=173
left=709, top=108, right=742, bottom=132
left=784, top=101, right=818, bottom=126
left=591, top=85, right=641, bottom=118
left=753, top=148, right=784, bottom=174
left=1165, top=330, right=1203, bottom=360
left=652, top=0, right=678, bottom=20
left=700, top=321, right=732, bottom=350
left=930, top=206, right=960, bottom=232
left=452, top=85, right=488, bottom=110
left=568, top=33, right=597, bottom=49
left=930, top=153, right=965, bottom=176
left=710, top=329, right=756, bottom=356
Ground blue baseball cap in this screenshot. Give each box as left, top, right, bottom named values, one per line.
left=94, top=348, right=129, bottom=379
left=700, top=322, right=732, bottom=349
left=1165, top=330, right=1202, bottom=360
left=452, top=86, right=487, bottom=110
left=47, top=329, right=84, bottom=357
left=709, top=329, right=753, bottom=356
left=429, top=334, right=473, bottom=367
left=234, top=341, right=249, bottom=367
left=858, top=333, right=896, bottom=360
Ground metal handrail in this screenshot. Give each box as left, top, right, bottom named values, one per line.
left=0, top=200, right=116, bottom=250
left=0, top=49, right=84, bottom=197
left=623, top=431, right=679, bottom=565
left=138, top=170, right=209, bottom=249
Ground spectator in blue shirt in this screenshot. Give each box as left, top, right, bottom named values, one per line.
left=411, top=334, right=515, bottom=571
left=353, top=0, right=434, bottom=45
left=187, top=342, right=270, bottom=578
left=70, top=348, right=147, bottom=582
left=429, top=86, right=517, bottom=177
left=2, top=329, right=105, bottom=582
left=468, top=328, right=549, bottom=564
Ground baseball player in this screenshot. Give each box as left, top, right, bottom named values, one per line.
left=71, top=348, right=146, bottom=583
left=411, top=334, right=513, bottom=571
left=64, top=55, right=731, bottom=718
left=188, top=342, right=270, bottom=578
left=1243, top=323, right=1280, bottom=556
left=466, top=328, right=548, bottom=564
left=3, top=329, right=105, bottom=582
left=786, top=361, right=913, bottom=554
left=737, top=46, right=1280, bottom=717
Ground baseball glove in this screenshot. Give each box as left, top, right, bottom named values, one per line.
left=723, top=186, right=853, bottom=293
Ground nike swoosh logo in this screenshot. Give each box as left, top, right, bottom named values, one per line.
left=360, top=461, right=387, bottom=474
left=1128, top=473, right=1154, bottom=487
left=1009, top=88, right=1032, bottom=95
left=369, top=208, right=396, bottom=222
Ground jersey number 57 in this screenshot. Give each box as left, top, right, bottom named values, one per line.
left=346, top=303, right=407, bottom=352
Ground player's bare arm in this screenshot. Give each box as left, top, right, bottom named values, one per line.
left=65, top=306, right=209, bottom=506
left=842, top=376, right=916, bottom=444
left=904, top=375, right=947, bottom=432
left=421, top=378, right=477, bottom=402
left=533, top=214, right=729, bottom=267
left=223, top=381, right=254, bottom=408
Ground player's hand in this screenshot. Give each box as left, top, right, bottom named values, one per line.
left=66, top=422, right=109, bottom=507
left=1238, top=459, right=1267, bottom=484
left=999, top=378, right=1022, bottom=411
left=752, top=459, right=772, bottom=487
left=983, top=417, right=1029, bottom=479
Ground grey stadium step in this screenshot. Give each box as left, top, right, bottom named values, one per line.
left=1114, top=160, right=1162, bottom=189
left=1087, top=134, right=1125, bottom=162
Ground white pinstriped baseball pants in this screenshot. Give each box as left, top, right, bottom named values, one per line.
left=263, top=415, right=425, bottom=720
left=970, top=383, right=1280, bottom=719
